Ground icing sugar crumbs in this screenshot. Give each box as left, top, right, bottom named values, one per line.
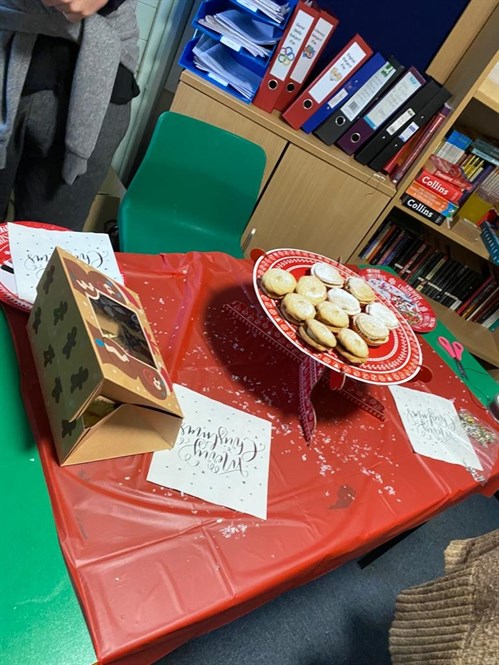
left=220, top=524, right=248, bottom=539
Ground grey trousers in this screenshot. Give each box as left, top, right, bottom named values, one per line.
left=0, top=90, right=131, bottom=231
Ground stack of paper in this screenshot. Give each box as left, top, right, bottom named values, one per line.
left=198, top=10, right=281, bottom=58
left=235, top=0, right=291, bottom=24
left=193, top=35, right=262, bottom=99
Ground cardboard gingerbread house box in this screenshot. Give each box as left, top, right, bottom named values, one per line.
left=27, top=247, right=183, bottom=466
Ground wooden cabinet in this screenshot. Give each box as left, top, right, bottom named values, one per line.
left=246, top=145, right=389, bottom=259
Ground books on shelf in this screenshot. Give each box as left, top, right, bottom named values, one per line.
left=434, top=129, right=473, bottom=164
left=424, top=154, right=472, bottom=188
left=415, top=168, right=467, bottom=203
left=470, top=137, right=499, bottom=167
left=414, top=252, right=446, bottom=292
left=377, top=226, right=408, bottom=265
left=467, top=289, right=498, bottom=323
left=456, top=274, right=495, bottom=316
left=461, top=154, right=488, bottom=181
left=359, top=220, right=497, bottom=328
left=405, top=181, right=459, bottom=217
left=397, top=128, right=499, bottom=230
left=392, top=234, right=421, bottom=272
left=480, top=220, right=499, bottom=265
left=399, top=193, right=446, bottom=225
left=362, top=219, right=393, bottom=263
left=455, top=166, right=499, bottom=225
left=399, top=239, right=428, bottom=279
left=399, top=132, right=499, bottom=227
left=455, top=275, right=499, bottom=328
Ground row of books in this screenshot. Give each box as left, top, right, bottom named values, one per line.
left=360, top=218, right=498, bottom=331
left=399, top=130, right=499, bottom=233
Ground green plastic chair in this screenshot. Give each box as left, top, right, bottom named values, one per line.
left=118, top=111, right=267, bottom=257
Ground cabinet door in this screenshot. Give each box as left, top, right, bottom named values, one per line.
left=244, top=145, right=391, bottom=260
left=171, top=82, right=286, bottom=190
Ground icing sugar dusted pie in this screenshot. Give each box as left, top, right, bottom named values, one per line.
left=351, top=313, right=390, bottom=347
left=326, top=287, right=362, bottom=316
left=280, top=293, right=316, bottom=325
left=295, top=275, right=327, bottom=305
left=260, top=268, right=297, bottom=298
left=311, top=262, right=344, bottom=287
left=315, top=301, right=349, bottom=332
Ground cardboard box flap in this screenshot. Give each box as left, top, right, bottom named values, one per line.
left=64, top=404, right=182, bottom=465
left=70, top=381, right=105, bottom=424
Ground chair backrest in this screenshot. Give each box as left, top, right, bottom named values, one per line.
left=118, top=112, right=266, bottom=256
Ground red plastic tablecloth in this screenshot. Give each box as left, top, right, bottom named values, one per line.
left=6, top=251, right=499, bottom=665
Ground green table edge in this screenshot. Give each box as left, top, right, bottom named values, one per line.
left=0, top=308, right=96, bottom=665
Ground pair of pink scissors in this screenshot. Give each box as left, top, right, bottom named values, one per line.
left=438, top=336, right=468, bottom=380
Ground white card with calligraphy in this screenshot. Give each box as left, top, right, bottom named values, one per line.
left=147, top=384, right=272, bottom=519
left=389, top=386, right=482, bottom=470
left=7, top=223, right=123, bottom=304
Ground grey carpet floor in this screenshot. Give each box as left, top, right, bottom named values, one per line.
left=156, top=494, right=499, bottom=665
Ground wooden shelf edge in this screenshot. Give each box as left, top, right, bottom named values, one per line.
left=179, top=71, right=396, bottom=197
left=473, top=87, right=499, bottom=113
left=393, top=202, right=491, bottom=260
left=429, top=299, right=499, bottom=366
left=473, top=55, right=499, bottom=112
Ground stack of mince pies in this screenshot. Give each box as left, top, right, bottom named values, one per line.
left=260, top=262, right=400, bottom=365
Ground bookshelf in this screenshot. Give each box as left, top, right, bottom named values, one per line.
left=352, top=9, right=499, bottom=366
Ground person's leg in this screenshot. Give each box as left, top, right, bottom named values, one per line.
left=0, top=96, right=34, bottom=221
left=13, top=90, right=131, bottom=231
